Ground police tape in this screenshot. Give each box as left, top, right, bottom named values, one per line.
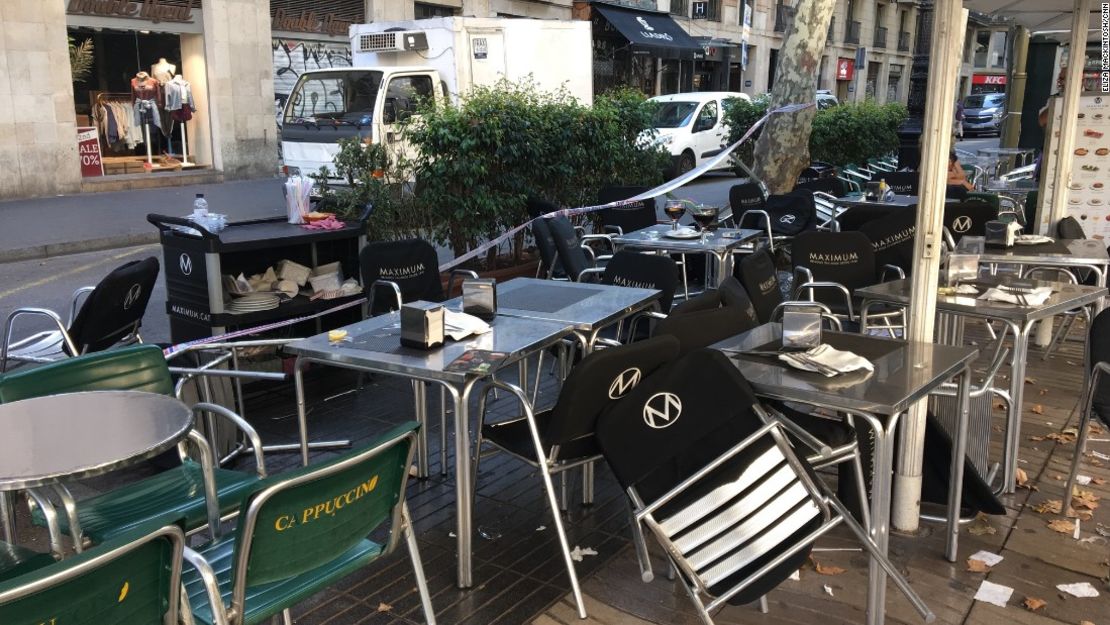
left=161, top=102, right=812, bottom=357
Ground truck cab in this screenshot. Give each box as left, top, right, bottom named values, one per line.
left=280, top=66, right=443, bottom=181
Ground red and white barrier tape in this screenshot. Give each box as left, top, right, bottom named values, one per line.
left=161, top=103, right=811, bottom=356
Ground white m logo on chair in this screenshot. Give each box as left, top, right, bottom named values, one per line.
left=951, top=216, right=973, bottom=233
left=179, top=253, right=193, bottom=276
left=608, top=367, right=642, bottom=399
left=643, top=392, right=682, bottom=429
left=122, top=284, right=143, bottom=310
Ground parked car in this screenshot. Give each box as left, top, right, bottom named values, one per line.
left=962, top=92, right=1007, bottom=136
left=647, top=91, right=751, bottom=176
left=816, top=90, right=839, bottom=109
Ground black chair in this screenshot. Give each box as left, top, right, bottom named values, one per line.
left=526, top=196, right=559, bottom=219
left=1064, top=308, right=1110, bottom=500
left=734, top=248, right=784, bottom=324
left=545, top=215, right=614, bottom=282
left=796, top=177, right=847, bottom=197
left=764, top=190, right=817, bottom=237
left=584, top=251, right=679, bottom=312
left=858, top=208, right=917, bottom=276
left=598, top=186, right=659, bottom=235
left=941, top=200, right=997, bottom=248
left=878, top=171, right=919, bottom=195
left=530, top=217, right=565, bottom=279
left=945, top=184, right=970, bottom=200
left=1057, top=215, right=1087, bottom=240
left=595, top=349, right=934, bottom=622
left=653, top=303, right=758, bottom=357
left=791, top=230, right=905, bottom=333
left=728, top=182, right=767, bottom=216
left=2, top=257, right=160, bottom=371
left=474, top=335, right=681, bottom=609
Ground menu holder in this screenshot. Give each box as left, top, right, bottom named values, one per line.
left=445, top=350, right=508, bottom=375
left=400, top=301, right=445, bottom=350
left=782, top=307, right=823, bottom=350
left=462, top=278, right=497, bottom=321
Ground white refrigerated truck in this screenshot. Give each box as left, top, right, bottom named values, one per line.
left=280, top=17, right=593, bottom=181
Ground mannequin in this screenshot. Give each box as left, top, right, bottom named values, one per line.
left=151, top=58, right=176, bottom=85
left=131, top=71, right=162, bottom=166
left=164, top=73, right=196, bottom=166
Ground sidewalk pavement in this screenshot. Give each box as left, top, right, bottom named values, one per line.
left=0, top=177, right=287, bottom=263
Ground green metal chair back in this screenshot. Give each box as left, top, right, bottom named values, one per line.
left=0, top=522, right=184, bottom=625
left=229, top=422, right=418, bottom=599
left=0, top=344, right=173, bottom=403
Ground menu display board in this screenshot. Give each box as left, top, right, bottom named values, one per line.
left=1041, top=95, right=1110, bottom=238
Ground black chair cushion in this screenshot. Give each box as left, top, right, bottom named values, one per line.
left=792, top=231, right=877, bottom=293
left=858, top=209, right=916, bottom=272
left=483, top=409, right=600, bottom=462
left=764, top=191, right=816, bottom=236
left=546, top=216, right=592, bottom=281
left=654, top=305, right=756, bottom=358
left=718, top=277, right=761, bottom=329
left=1057, top=216, right=1086, bottom=240
left=735, top=248, right=784, bottom=324
left=669, top=290, right=721, bottom=316
left=879, top=171, right=919, bottom=195
left=943, top=201, right=997, bottom=238
left=68, top=257, right=160, bottom=354
left=919, top=414, right=1006, bottom=515
left=729, top=183, right=766, bottom=215
left=360, top=239, right=443, bottom=315
left=601, top=252, right=678, bottom=312
left=1089, top=309, right=1110, bottom=428
left=530, top=217, right=563, bottom=279
left=598, top=186, right=657, bottom=234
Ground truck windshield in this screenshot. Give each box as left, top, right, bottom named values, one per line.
left=653, top=102, right=698, bottom=128
left=284, top=71, right=383, bottom=125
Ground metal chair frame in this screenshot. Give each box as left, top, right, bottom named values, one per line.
left=792, top=265, right=907, bottom=336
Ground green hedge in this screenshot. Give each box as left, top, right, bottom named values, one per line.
left=724, top=99, right=907, bottom=168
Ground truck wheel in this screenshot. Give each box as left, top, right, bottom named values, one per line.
left=678, top=151, right=696, bottom=176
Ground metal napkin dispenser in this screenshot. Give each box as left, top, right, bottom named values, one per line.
left=944, top=252, right=980, bottom=286
left=984, top=220, right=1020, bottom=247
left=462, top=278, right=497, bottom=321
left=400, top=301, right=444, bottom=350
left=782, top=307, right=823, bottom=350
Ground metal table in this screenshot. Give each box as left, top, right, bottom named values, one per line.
left=858, top=277, right=1107, bottom=493
left=711, top=324, right=977, bottom=625
left=610, top=225, right=760, bottom=287
left=957, top=236, right=1110, bottom=308
left=284, top=313, right=574, bottom=589
left=0, top=391, right=194, bottom=544
left=977, top=147, right=1037, bottom=177
left=835, top=194, right=922, bottom=210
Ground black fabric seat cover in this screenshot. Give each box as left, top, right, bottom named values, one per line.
left=729, top=183, right=766, bottom=215
left=530, top=217, right=564, bottom=279
left=718, top=276, right=761, bottom=329
left=945, top=184, right=970, bottom=200
left=858, top=209, right=916, bottom=273
left=917, top=414, right=1006, bottom=515
left=795, top=177, right=846, bottom=197
left=1088, top=309, right=1110, bottom=428
left=735, top=248, right=784, bottom=323
left=546, top=216, right=593, bottom=281
left=1057, top=216, right=1087, bottom=240
left=486, top=336, right=680, bottom=463
left=596, top=349, right=821, bottom=605
left=764, top=190, right=816, bottom=236
left=878, top=171, right=919, bottom=195
left=943, top=201, right=997, bottom=239
left=601, top=251, right=678, bottom=312
left=360, top=239, right=443, bottom=315
left=68, top=256, right=160, bottom=354
left=792, top=231, right=877, bottom=309
left=654, top=305, right=757, bottom=357
left=599, top=186, right=657, bottom=234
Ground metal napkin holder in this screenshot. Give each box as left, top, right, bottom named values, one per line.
left=400, top=301, right=445, bottom=350
left=944, top=252, right=980, bottom=286
left=462, top=278, right=497, bottom=321
left=782, top=307, right=823, bottom=350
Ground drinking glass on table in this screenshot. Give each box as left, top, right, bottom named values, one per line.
left=664, top=200, right=686, bottom=231
left=691, top=205, right=719, bottom=242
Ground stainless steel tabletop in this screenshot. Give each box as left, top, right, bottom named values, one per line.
left=284, top=311, right=575, bottom=384
left=711, top=324, right=978, bottom=416
left=856, top=277, right=1108, bottom=322
left=982, top=179, right=1038, bottom=193
left=610, top=225, right=760, bottom=254
left=0, top=391, right=193, bottom=491
left=448, top=278, right=661, bottom=332
left=957, top=236, right=1110, bottom=266
left=835, top=194, right=921, bottom=209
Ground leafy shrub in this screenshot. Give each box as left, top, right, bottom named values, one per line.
left=722, top=94, right=771, bottom=169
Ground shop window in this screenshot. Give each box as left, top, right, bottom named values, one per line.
left=415, top=3, right=459, bottom=19
left=973, top=30, right=991, bottom=67
left=989, top=31, right=1008, bottom=68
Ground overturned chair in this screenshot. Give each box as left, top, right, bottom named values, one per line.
left=595, top=349, right=935, bottom=625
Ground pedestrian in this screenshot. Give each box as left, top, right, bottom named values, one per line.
left=954, top=98, right=965, bottom=140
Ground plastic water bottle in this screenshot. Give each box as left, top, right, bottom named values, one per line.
left=192, top=193, right=208, bottom=218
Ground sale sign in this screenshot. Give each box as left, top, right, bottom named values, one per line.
left=77, top=126, right=104, bottom=177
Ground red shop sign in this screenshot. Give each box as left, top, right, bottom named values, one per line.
left=836, top=58, right=855, bottom=81
left=76, top=126, right=103, bottom=178
left=972, top=74, right=1007, bottom=85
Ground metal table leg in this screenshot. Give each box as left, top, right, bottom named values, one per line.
left=1001, top=319, right=1035, bottom=493
left=946, top=367, right=972, bottom=561
left=0, top=491, right=14, bottom=543
left=294, top=359, right=311, bottom=467
left=450, top=378, right=479, bottom=588
left=858, top=409, right=900, bottom=625
left=413, top=381, right=429, bottom=478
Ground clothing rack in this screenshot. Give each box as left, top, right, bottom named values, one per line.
left=95, top=91, right=155, bottom=166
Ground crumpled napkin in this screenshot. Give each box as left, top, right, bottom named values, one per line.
left=778, top=344, right=874, bottom=377
left=444, top=310, right=491, bottom=341
left=979, top=285, right=1053, bottom=306
left=302, top=216, right=346, bottom=230
left=1014, top=234, right=1054, bottom=245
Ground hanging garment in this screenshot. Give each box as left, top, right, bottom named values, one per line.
left=164, top=77, right=194, bottom=112
left=133, top=99, right=162, bottom=132
left=131, top=75, right=160, bottom=101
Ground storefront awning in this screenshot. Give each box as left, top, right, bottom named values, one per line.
left=593, top=4, right=704, bottom=60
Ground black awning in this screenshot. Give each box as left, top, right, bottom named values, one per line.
left=593, top=4, right=705, bottom=60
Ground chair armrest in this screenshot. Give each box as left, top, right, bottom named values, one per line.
left=446, top=269, right=480, bottom=298
left=630, top=310, right=669, bottom=340
left=603, top=225, right=624, bottom=235
left=794, top=281, right=854, bottom=320
left=68, top=286, right=95, bottom=326
left=23, top=488, right=64, bottom=559
left=592, top=338, right=623, bottom=349
left=581, top=234, right=615, bottom=253
left=191, top=403, right=267, bottom=477
left=793, top=266, right=814, bottom=287
left=813, top=191, right=839, bottom=204
left=182, top=546, right=232, bottom=625
left=577, top=267, right=605, bottom=283
left=368, top=279, right=403, bottom=314
left=2, top=307, right=77, bottom=366
left=769, top=301, right=841, bottom=331
left=737, top=210, right=774, bottom=252
left=942, top=227, right=956, bottom=252
left=880, top=264, right=906, bottom=282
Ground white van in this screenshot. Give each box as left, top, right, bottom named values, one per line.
left=648, top=91, right=751, bottom=175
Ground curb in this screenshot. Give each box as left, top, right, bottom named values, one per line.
left=0, top=233, right=160, bottom=264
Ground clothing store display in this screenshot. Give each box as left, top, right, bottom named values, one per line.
left=151, top=58, right=176, bottom=85
left=133, top=99, right=162, bottom=132
left=164, top=75, right=195, bottom=122
left=131, top=73, right=160, bottom=101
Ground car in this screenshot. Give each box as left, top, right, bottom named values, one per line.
left=647, top=91, right=751, bottom=176
left=817, top=90, right=839, bottom=109
left=962, top=92, right=1007, bottom=136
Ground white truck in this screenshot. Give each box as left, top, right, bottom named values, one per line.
left=280, top=17, right=593, bottom=181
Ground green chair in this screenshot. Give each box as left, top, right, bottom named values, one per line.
left=0, top=522, right=185, bottom=625
left=0, top=345, right=266, bottom=547
left=182, top=421, right=435, bottom=625
left=0, top=542, right=54, bottom=584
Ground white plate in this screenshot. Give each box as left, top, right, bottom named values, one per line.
left=663, top=229, right=702, bottom=240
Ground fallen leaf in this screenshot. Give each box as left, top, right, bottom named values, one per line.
left=1092, top=477, right=1106, bottom=485
left=810, top=556, right=847, bottom=576
left=1039, top=388, right=1049, bottom=395
left=1015, top=468, right=1029, bottom=487
left=967, top=558, right=992, bottom=573
left=1022, top=597, right=1047, bottom=611
left=968, top=513, right=997, bottom=536
left=1031, top=404, right=1045, bottom=415
left=1080, top=621, right=1095, bottom=625
left=1025, top=377, right=1037, bottom=385
left=994, top=400, right=1007, bottom=411
left=1071, top=488, right=1100, bottom=511
left=1090, top=422, right=1106, bottom=435
left=1048, top=518, right=1076, bottom=533
left=1033, top=500, right=1063, bottom=514
left=377, top=602, right=392, bottom=612
left=1030, top=435, right=1047, bottom=441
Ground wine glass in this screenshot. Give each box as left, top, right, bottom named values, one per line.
left=663, top=200, right=686, bottom=231
left=691, top=205, right=719, bottom=241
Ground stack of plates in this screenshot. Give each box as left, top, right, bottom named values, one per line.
left=227, top=292, right=280, bottom=314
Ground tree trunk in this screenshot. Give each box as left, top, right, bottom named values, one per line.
left=751, top=0, right=836, bottom=194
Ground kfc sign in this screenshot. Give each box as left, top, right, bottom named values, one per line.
left=972, top=74, right=1007, bottom=85
left=836, top=58, right=855, bottom=81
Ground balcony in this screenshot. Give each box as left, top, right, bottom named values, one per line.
left=873, top=26, right=887, bottom=49
left=774, top=3, right=796, bottom=32
left=845, top=20, right=861, bottom=44
left=898, top=30, right=911, bottom=52
left=827, top=17, right=835, bottom=45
